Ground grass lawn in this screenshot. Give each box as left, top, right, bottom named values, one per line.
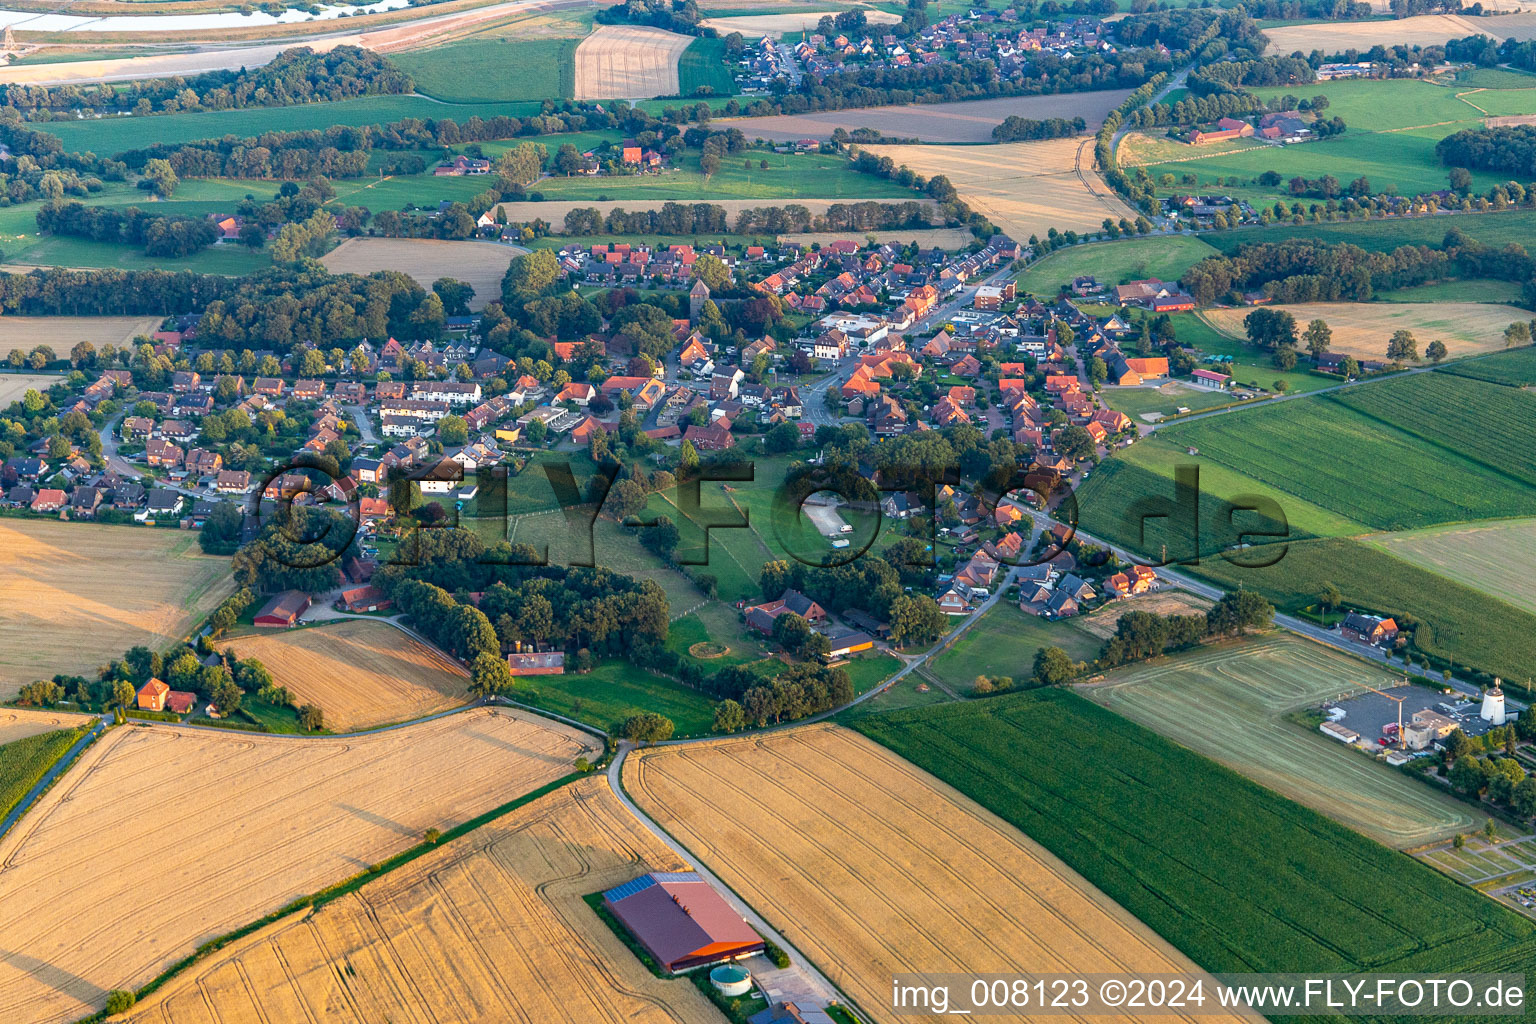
left=37, top=96, right=544, bottom=156
left=509, top=659, right=717, bottom=737
left=840, top=651, right=903, bottom=695
left=1082, top=633, right=1487, bottom=847
left=664, top=607, right=767, bottom=670
left=1373, top=279, right=1527, bottom=304
left=1169, top=312, right=1337, bottom=394
left=1102, top=382, right=1247, bottom=422
left=533, top=151, right=908, bottom=201
left=926, top=600, right=1099, bottom=692
left=4, top=232, right=269, bottom=275
left=394, top=37, right=578, bottom=104
left=1453, top=66, right=1536, bottom=89
left=855, top=690, right=1536, bottom=991
left=1016, top=235, right=1217, bottom=298
left=677, top=36, right=736, bottom=98
left=0, top=728, right=83, bottom=822
left=835, top=674, right=952, bottom=721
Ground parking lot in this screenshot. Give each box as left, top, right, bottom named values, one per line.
left=1327, top=685, right=1502, bottom=746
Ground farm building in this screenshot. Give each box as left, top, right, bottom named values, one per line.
left=507, top=649, right=566, bottom=675
left=340, top=585, right=392, bottom=614
left=254, top=591, right=311, bottom=628
left=136, top=678, right=170, bottom=711
left=602, top=872, right=764, bottom=973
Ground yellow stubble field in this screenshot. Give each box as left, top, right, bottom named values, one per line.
left=626, top=725, right=1254, bottom=1024
left=216, top=620, right=470, bottom=732
left=861, top=138, right=1138, bottom=242
left=0, top=708, right=600, bottom=1024
left=121, top=777, right=719, bottom=1024
left=320, top=237, right=522, bottom=310
left=573, top=25, right=693, bottom=100
left=0, top=519, right=233, bottom=698
left=0, top=315, right=159, bottom=357
left=1201, top=302, right=1525, bottom=361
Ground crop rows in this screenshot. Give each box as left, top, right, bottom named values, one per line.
left=0, top=729, right=80, bottom=821
left=1438, top=347, right=1536, bottom=387
left=856, top=691, right=1536, bottom=1023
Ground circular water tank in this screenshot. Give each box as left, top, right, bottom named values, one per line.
left=1481, top=687, right=1507, bottom=726
left=710, top=965, right=752, bottom=998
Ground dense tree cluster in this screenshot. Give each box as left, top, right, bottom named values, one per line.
left=1189, top=56, right=1316, bottom=94
left=0, top=47, right=411, bottom=118
left=119, top=125, right=372, bottom=180
left=0, top=265, right=229, bottom=315
left=1437, top=124, right=1536, bottom=178
left=1179, top=233, right=1536, bottom=306
left=596, top=0, right=711, bottom=37
left=37, top=201, right=217, bottom=257
left=991, top=115, right=1087, bottom=142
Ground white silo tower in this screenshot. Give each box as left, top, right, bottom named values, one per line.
left=1481, top=683, right=1507, bottom=726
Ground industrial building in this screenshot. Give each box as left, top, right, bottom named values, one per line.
left=603, top=872, right=765, bottom=973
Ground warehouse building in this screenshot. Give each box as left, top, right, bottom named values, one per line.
left=603, top=872, right=764, bottom=973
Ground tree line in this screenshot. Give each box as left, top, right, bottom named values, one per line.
left=36, top=201, right=218, bottom=258
left=0, top=47, right=411, bottom=119
left=991, top=116, right=1087, bottom=142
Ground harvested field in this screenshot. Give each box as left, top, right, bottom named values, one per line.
left=1076, top=589, right=1213, bottom=640
left=0, top=373, right=62, bottom=406
left=0, top=519, right=232, bottom=698
left=320, top=237, right=524, bottom=309
left=1263, top=11, right=1536, bottom=52
left=574, top=25, right=692, bottom=100
left=1370, top=518, right=1536, bottom=614
left=1201, top=302, right=1524, bottom=361
left=626, top=725, right=1251, bottom=1024
left=0, top=707, right=599, bottom=1024
left=698, top=9, right=899, bottom=35
left=732, top=89, right=1134, bottom=142
left=0, top=315, right=158, bottom=357
left=495, top=196, right=937, bottom=231
left=862, top=138, right=1136, bottom=241
left=216, top=620, right=469, bottom=732
left=1081, top=635, right=1484, bottom=847
left=120, top=777, right=718, bottom=1024
left=0, top=707, right=93, bottom=747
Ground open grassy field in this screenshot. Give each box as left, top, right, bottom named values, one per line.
left=626, top=725, right=1251, bottom=1024
left=1083, top=634, right=1486, bottom=847
left=574, top=25, right=692, bottom=100
left=926, top=600, right=1100, bottom=691
left=119, top=777, right=719, bottom=1024
left=0, top=727, right=84, bottom=823
left=1186, top=536, right=1536, bottom=687
left=1017, top=235, right=1217, bottom=297
left=4, top=234, right=268, bottom=275
left=1210, top=207, right=1536, bottom=254
left=1102, top=380, right=1243, bottom=421
left=1374, top=278, right=1527, bottom=304
left=37, top=95, right=537, bottom=156
left=0, top=315, right=158, bottom=358
left=0, top=708, right=597, bottom=1024
left=394, top=36, right=579, bottom=103
left=863, top=138, right=1136, bottom=241
left=1369, top=518, right=1536, bottom=615
left=0, top=520, right=233, bottom=698
left=1075, top=589, right=1212, bottom=638
left=538, top=149, right=906, bottom=201
left=1264, top=10, right=1536, bottom=51
left=734, top=89, right=1134, bottom=143
left=509, top=659, right=719, bottom=737
left=676, top=35, right=735, bottom=97
left=699, top=8, right=899, bottom=34
left=1201, top=302, right=1524, bottom=363
left=1143, top=373, right=1536, bottom=532
left=1168, top=310, right=1337, bottom=394
left=215, top=620, right=469, bottom=732
left=320, top=237, right=524, bottom=308
left=0, top=374, right=64, bottom=406
left=855, top=690, right=1536, bottom=1000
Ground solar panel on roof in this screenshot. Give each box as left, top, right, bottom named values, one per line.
left=602, top=871, right=704, bottom=904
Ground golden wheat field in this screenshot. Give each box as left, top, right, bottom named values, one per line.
left=734, top=90, right=1135, bottom=143
left=861, top=139, right=1137, bottom=241
left=217, top=620, right=469, bottom=732
left=0, top=707, right=93, bottom=746
left=0, top=708, right=598, bottom=1024
left=574, top=25, right=692, bottom=100
left=698, top=9, right=900, bottom=36
left=320, top=237, right=522, bottom=310
left=1077, top=591, right=1213, bottom=641
left=626, top=726, right=1252, bottom=1024
left=1201, top=302, right=1524, bottom=361
left=120, top=778, right=719, bottom=1024
left=1263, top=11, right=1536, bottom=51
left=0, top=315, right=159, bottom=357
left=0, top=519, right=233, bottom=698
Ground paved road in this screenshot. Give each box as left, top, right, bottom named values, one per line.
left=606, top=747, right=847, bottom=1012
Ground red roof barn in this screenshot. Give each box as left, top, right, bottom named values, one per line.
left=602, top=872, right=764, bottom=973
left=254, top=590, right=311, bottom=627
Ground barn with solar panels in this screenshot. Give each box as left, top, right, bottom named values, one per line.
left=602, top=872, right=765, bottom=973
